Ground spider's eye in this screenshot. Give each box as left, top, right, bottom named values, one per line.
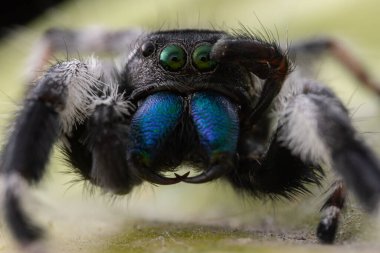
left=159, top=44, right=187, bottom=71
left=141, top=41, right=155, bottom=57
left=192, top=44, right=217, bottom=72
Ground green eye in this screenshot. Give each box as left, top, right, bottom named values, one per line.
left=192, top=44, right=217, bottom=72
left=159, top=45, right=186, bottom=71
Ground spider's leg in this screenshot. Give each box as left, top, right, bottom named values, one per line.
left=289, top=38, right=380, bottom=95
left=27, top=26, right=144, bottom=82
left=276, top=79, right=380, bottom=240
left=276, top=80, right=380, bottom=209
left=226, top=128, right=323, bottom=199
left=1, top=59, right=103, bottom=246
left=1, top=70, right=65, bottom=245
left=317, top=180, right=346, bottom=244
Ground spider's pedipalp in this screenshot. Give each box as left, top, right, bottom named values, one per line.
left=211, top=36, right=291, bottom=126
left=85, top=94, right=140, bottom=194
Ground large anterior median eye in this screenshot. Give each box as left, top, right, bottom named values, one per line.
left=159, top=44, right=187, bottom=71
left=192, top=44, right=217, bottom=72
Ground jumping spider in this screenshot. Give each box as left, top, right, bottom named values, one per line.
left=1, top=26, right=380, bottom=249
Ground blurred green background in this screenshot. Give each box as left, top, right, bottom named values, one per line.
left=1, top=0, right=380, bottom=252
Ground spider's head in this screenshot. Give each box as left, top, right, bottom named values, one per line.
left=122, top=29, right=255, bottom=108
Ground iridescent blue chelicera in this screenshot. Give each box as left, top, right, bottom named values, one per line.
left=130, top=91, right=239, bottom=167
left=130, top=92, right=184, bottom=166
left=190, top=91, right=239, bottom=155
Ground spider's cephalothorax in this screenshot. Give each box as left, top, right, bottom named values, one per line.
left=120, top=30, right=289, bottom=185
left=1, top=28, right=380, bottom=248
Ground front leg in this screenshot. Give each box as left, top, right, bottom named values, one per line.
left=1, top=58, right=104, bottom=247
left=1, top=68, right=64, bottom=245
left=277, top=80, right=380, bottom=241
left=278, top=81, right=380, bottom=210
left=229, top=79, right=380, bottom=243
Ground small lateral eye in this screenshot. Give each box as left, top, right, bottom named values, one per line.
left=141, top=41, right=155, bottom=57
left=192, top=44, right=217, bottom=72
left=159, top=44, right=187, bottom=71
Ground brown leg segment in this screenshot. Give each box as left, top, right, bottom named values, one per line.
left=290, top=37, right=380, bottom=95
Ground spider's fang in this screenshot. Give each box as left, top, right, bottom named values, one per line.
left=174, top=172, right=191, bottom=180
left=136, top=171, right=183, bottom=185
left=128, top=153, right=187, bottom=185
left=182, top=152, right=235, bottom=183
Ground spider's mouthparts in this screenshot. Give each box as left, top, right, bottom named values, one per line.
left=128, top=151, right=191, bottom=185
left=179, top=167, right=226, bottom=183
left=180, top=152, right=235, bottom=184
left=142, top=171, right=184, bottom=185
left=128, top=90, right=239, bottom=184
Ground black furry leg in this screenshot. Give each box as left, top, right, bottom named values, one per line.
left=226, top=132, right=323, bottom=198
left=276, top=80, right=380, bottom=242
left=4, top=176, right=44, bottom=245
left=278, top=81, right=380, bottom=211
left=1, top=73, right=65, bottom=245
left=317, top=180, right=346, bottom=244
left=87, top=103, right=142, bottom=194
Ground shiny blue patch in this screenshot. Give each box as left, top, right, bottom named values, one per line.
left=130, top=92, right=184, bottom=165
left=190, top=91, right=239, bottom=155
